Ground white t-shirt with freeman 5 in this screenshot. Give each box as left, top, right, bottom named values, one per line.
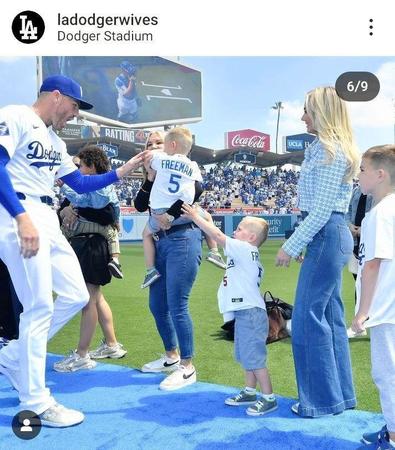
left=356, top=193, right=395, bottom=327
left=218, top=236, right=265, bottom=322
left=149, top=151, right=202, bottom=209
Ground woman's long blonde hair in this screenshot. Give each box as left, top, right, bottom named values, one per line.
left=305, top=86, right=360, bottom=181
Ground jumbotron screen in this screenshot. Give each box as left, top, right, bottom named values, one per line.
left=41, top=56, right=202, bottom=128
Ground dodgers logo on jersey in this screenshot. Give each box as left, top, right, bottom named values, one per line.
left=0, top=122, right=10, bottom=136
left=26, top=141, right=61, bottom=171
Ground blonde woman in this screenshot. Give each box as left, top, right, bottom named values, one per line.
left=134, top=130, right=202, bottom=389
left=276, top=86, right=360, bottom=417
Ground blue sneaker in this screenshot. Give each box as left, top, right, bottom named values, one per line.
left=357, top=430, right=394, bottom=450
left=362, top=426, right=388, bottom=444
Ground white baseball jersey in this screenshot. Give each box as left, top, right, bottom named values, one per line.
left=149, top=152, right=203, bottom=209
left=356, top=193, right=395, bottom=327
left=218, top=237, right=265, bottom=321
left=0, top=105, right=76, bottom=197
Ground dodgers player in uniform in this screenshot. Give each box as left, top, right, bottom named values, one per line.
left=114, top=61, right=140, bottom=122
left=0, top=75, right=145, bottom=427
left=182, top=205, right=278, bottom=416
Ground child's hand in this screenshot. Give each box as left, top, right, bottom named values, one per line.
left=351, top=312, right=368, bottom=333
left=181, top=203, right=197, bottom=219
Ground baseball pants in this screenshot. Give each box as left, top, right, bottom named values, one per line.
left=0, top=199, right=89, bottom=414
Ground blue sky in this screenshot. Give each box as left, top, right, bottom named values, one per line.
left=0, top=56, right=394, bottom=153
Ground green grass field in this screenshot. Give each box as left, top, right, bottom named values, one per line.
left=48, top=240, right=379, bottom=412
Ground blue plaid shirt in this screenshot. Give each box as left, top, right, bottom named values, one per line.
left=282, top=138, right=352, bottom=258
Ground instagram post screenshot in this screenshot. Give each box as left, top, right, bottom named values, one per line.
left=0, top=1, right=394, bottom=448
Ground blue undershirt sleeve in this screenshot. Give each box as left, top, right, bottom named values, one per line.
left=0, top=145, right=25, bottom=217
left=60, top=169, right=119, bottom=194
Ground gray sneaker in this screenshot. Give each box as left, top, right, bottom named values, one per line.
left=89, top=340, right=127, bottom=359
left=39, top=403, right=84, bottom=428
left=206, top=251, right=227, bottom=269
left=141, top=268, right=161, bottom=288
left=108, top=259, right=124, bottom=279
left=246, top=398, right=278, bottom=416
left=53, top=350, right=97, bottom=372
left=225, top=390, right=258, bottom=406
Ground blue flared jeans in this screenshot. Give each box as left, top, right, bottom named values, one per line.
left=149, top=225, right=202, bottom=360
left=292, top=212, right=357, bottom=417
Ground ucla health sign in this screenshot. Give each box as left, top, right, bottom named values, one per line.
left=285, top=133, right=315, bottom=152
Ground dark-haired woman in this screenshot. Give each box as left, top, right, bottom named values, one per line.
left=54, top=146, right=127, bottom=373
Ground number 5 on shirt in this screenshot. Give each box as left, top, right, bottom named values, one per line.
left=168, top=174, right=181, bottom=193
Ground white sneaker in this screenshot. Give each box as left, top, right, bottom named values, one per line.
left=141, top=355, right=180, bottom=373
left=89, top=340, right=127, bottom=359
left=53, top=350, right=97, bottom=372
left=159, top=365, right=197, bottom=391
left=347, top=327, right=367, bottom=339
left=39, top=403, right=84, bottom=428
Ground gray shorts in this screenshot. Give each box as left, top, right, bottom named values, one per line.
left=234, top=307, right=268, bottom=370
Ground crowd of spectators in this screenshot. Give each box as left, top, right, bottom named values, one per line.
left=199, top=165, right=299, bottom=214
left=55, top=163, right=301, bottom=214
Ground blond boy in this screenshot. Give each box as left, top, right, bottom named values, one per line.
left=352, top=145, right=395, bottom=449
left=182, top=204, right=277, bottom=416
left=141, top=127, right=225, bottom=289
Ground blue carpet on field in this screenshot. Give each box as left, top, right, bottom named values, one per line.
left=0, top=354, right=383, bottom=450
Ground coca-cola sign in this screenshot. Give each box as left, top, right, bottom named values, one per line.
left=225, top=129, right=270, bottom=151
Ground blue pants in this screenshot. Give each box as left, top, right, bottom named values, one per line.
left=292, top=212, right=356, bottom=417
left=149, top=226, right=202, bottom=360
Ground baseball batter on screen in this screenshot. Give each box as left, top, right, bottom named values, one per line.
left=0, top=75, right=145, bottom=428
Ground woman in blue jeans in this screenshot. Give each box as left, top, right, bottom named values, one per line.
left=275, top=86, right=360, bottom=417
left=134, top=131, right=202, bottom=391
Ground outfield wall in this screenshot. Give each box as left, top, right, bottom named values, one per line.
left=119, top=210, right=297, bottom=241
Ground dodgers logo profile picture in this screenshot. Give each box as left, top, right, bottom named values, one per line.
left=12, top=11, right=45, bottom=44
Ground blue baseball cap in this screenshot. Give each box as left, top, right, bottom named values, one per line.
left=40, top=75, right=93, bottom=110
left=120, top=61, right=137, bottom=76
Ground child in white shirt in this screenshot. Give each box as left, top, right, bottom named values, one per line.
left=183, top=203, right=277, bottom=416
left=141, top=127, right=225, bottom=288
left=352, top=144, right=395, bottom=450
